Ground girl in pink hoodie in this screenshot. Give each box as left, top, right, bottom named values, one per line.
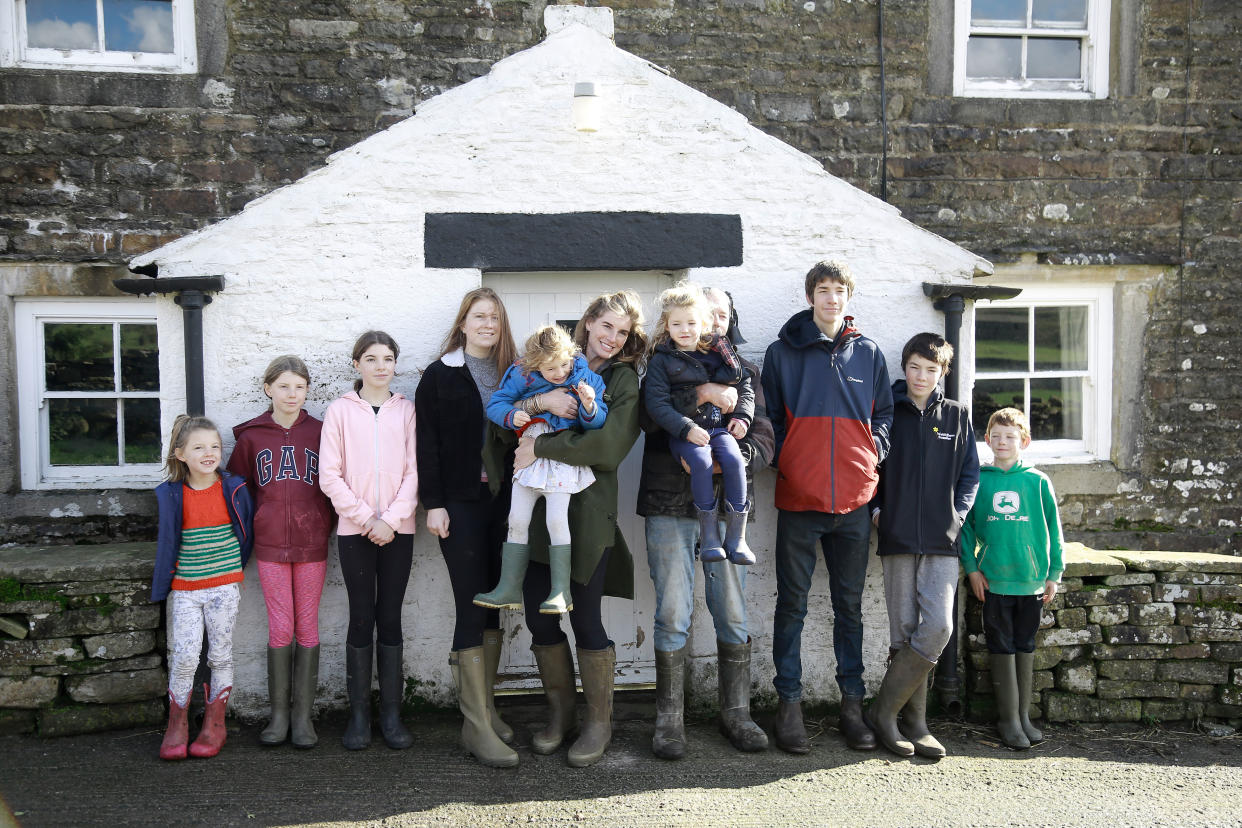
left=319, top=330, right=418, bottom=751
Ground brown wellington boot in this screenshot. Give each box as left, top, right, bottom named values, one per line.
left=567, top=643, right=615, bottom=767
left=482, top=629, right=515, bottom=744
left=451, top=648, right=519, bottom=768
left=530, top=640, right=578, bottom=754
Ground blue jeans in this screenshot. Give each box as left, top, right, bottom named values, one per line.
left=772, top=506, right=871, bottom=700
left=645, top=515, right=748, bottom=652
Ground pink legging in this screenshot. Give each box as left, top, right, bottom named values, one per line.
left=256, top=559, right=328, bottom=648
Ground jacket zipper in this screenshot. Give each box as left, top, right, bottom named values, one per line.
left=827, top=334, right=850, bottom=513
left=373, top=400, right=382, bottom=524
left=916, top=403, right=925, bottom=552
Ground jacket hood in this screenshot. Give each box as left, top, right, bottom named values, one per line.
left=233, top=409, right=309, bottom=439
left=981, top=461, right=1030, bottom=476
left=340, top=390, right=408, bottom=408
left=891, top=379, right=945, bottom=411
left=777, top=309, right=860, bottom=350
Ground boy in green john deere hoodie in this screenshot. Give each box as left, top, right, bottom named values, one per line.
left=960, top=407, right=1064, bottom=750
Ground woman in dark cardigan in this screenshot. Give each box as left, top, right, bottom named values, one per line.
left=416, top=287, right=520, bottom=768
left=485, top=289, right=647, bottom=767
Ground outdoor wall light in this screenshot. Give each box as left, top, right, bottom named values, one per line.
left=573, top=81, right=602, bottom=132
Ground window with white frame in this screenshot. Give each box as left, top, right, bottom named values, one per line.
left=15, top=298, right=163, bottom=489
left=0, top=0, right=196, bottom=73
left=954, top=0, right=1110, bottom=99
left=972, top=283, right=1112, bottom=461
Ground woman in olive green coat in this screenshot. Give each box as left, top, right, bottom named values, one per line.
left=485, top=290, right=647, bottom=767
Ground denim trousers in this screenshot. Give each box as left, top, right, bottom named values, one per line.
left=645, top=514, right=748, bottom=652
left=772, top=505, right=871, bottom=700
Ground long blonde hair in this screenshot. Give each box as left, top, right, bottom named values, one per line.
left=164, top=414, right=220, bottom=483
left=438, top=288, right=517, bottom=371
left=573, top=289, right=648, bottom=365
left=648, top=282, right=712, bottom=355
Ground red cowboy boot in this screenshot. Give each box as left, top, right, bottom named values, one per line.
left=189, top=684, right=231, bottom=758
left=159, top=692, right=190, bottom=761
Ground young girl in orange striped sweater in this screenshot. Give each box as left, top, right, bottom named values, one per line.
left=152, top=415, right=254, bottom=761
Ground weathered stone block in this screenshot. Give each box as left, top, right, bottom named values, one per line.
left=1033, top=670, right=1054, bottom=692
left=0, top=675, right=59, bottom=708
left=65, top=669, right=165, bottom=704
left=1032, top=648, right=1063, bottom=671
left=1187, top=573, right=1242, bottom=586
left=0, top=638, right=82, bottom=667
left=1041, top=608, right=1056, bottom=629
left=1056, top=607, right=1088, bottom=628
left=1189, top=628, right=1242, bottom=643
left=0, top=709, right=37, bottom=736
left=1156, top=660, right=1229, bottom=684
left=1056, top=662, right=1097, bottom=694
left=1103, top=573, right=1156, bottom=586
left=0, top=665, right=32, bottom=677
left=1103, top=625, right=1188, bottom=645
left=1097, top=679, right=1179, bottom=699
left=1178, top=606, right=1242, bottom=629
left=1038, top=625, right=1102, bottom=647
left=1221, top=686, right=1242, bottom=707
left=1214, top=643, right=1242, bottom=661
left=33, top=654, right=161, bottom=677
left=1235, top=667, right=1242, bottom=686
left=1088, top=605, right=1130, bottom=626
left=289, top=19, right=360, bottom=38
left=1044, top=693, right=1142, bottom=723
left=0, top=600, right=61, bottom=615
left=1113, top=550, right=1242, bottom=574
left=37, top=698, right=165, bottom=737
left=1180, top=684, right=1217, bottom=702
left=1205, top=703, right=1242, bottom=719
left=1061, top=545, right=1125, bottom=578
left=1098, top=660, right=1157, bottom=681
left=81, top=630, right=157, bottom=660
left=26, top=605, right=161, bottom=638
left=1199, top=585, right=1242, bottom=603
left=1153, top=583, right=1197, bottom=603
left=1064, top=586, right=1152, bottom=608
left=1131, top=602, right=1177, bottom=626
left=1141, top=699, right=1187, bottom=721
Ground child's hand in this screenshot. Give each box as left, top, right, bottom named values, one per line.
left=1043, top=580, right=1058, bottom=604
left=576, top=380, right=595, bottom=407
left=727, top=419, right=748, bottom=439
left=686, top=426, right=710, bottom=447
left=967, top=570, right=988, bottom=603
left=512, top=410, right=531, bottom=428
left=367, top=518, right=395, bottom=546
left=426, top=507, right=451, bottom=539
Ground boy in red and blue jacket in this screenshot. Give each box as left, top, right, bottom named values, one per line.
left=760, top=259, right=893, bottom=754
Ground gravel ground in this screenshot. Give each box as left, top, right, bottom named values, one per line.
left=2, top=699, right=1240, bottom=828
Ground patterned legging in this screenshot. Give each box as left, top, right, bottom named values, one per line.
left=167, top=583, right=240, bottom=706
left=256, top=560, right=328, bottom=648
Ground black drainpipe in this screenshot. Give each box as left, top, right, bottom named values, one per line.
left=114, top=273, right=226, bottom=417
left=922, top=282, right=1021, bottom=715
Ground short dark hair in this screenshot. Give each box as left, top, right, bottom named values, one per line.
left=901, top=332, right=954, bottom=372
left=804, top=259, right=856, bottom=300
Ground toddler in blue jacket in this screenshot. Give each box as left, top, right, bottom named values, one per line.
left=474, top=324, right=607, bottom=615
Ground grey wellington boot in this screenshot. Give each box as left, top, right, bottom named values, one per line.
left=530, top=640, right=578, bottom=754
left=290, top=643, right=319, bottom=748
left=989, top=653, right=1031, bottom=750
left=652, top=646, right=687, bottom=760
left=897, top=669, right=945, bottom=758
left=696, top=504, right=726, bottom=563
left=482, top=629, right=515, bottom=743
left=473, top=542, right=530, bottom=609
left=717, top=639, right=768, bottom=751
left=568, top=643, right=615, bottom=767
left=540, top=544, right=574, bottom=615
left=342, top=643, right=372, bottom=750
left=1015, top=651, right=1044, bottom=743
left=864, top=645, right=934, bottom=757
left=722, top=501, right=756, bottom=565
left=259, top=644, right=292, bottom=746
left=376, top=643, right=414, bottom=749
left=451, top=648, right=519, bottom=768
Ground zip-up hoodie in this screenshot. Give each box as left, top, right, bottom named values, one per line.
left=151, top=472, right=253, bottom=602
left=319, top=391, right=419, bottom=536
left=486, top=353, right=608, bottom=433
left=960, top=462, right=1064, bottom=595
left=761, top=310, right=893, bottom=514
left=226, top=410, right=334, bottom=563
left=872, top=380, right=980, bottom=557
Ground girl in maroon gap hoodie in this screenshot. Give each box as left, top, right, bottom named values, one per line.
left=226, top=355, right=333, bottom=749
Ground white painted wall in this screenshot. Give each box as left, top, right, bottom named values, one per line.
left=134, top=7, right=988, bottom=716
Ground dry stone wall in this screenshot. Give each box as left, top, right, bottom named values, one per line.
left=965, top=544, right=1242, bottom=725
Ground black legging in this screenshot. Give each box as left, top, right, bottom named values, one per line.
left=523, top=547, right=612, bottom=651
left=439, top=483, right=508, bottom=650
left=337, top=533, right=414, bottom=648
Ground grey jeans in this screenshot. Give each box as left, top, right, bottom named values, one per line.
left=881, top=553, right=958, bottom=663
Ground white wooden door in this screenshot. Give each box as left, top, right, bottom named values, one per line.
left=483, top=271, right=672, bottom=688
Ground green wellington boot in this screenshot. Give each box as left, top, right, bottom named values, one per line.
left=989, top=653, right=1031, bottom=750
left=259, top=644, right=292, bottom=746
left=540, top=544, right=575, bottom=615
left=474, top=542, right=530, bottom=609
left=531, top=640, right=578, bottom=754
left=652, top=646, right=686, bottom=760
left=290, top=643, right=319, bottom=749
left=897, top=668, right=945, bottom=758
left=1015, top=651, right=1045, bottom=743
left=567, top=643, right=615, bottom=767
left=864, top=645, right=935, bottom=758
left=482, top=629, right=514, bottom=743
left=451, top=648, right=519, bottom=768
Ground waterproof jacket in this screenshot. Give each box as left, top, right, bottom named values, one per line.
left=152, top=472, right=253, bottom=602
left=637, top=355, right=774, bottom=519
left=486, top=353, right=608, bottom=433
left=960, top=463, right=1065, bottom=595
left=226, top=410, right=333, bottom=563
left=761, top=310, right=893, bottom=514
left=485, top=360, right=639, bottom=600
left=871, top=380, right=980, bottom=557
left=643, top=335, right=753, bottom=439
left=415, top=348, right=513, bottom=509
left=319, top=391, right=419, bottom=536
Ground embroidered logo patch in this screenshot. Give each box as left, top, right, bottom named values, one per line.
left=993, top=491, right=1020, bottom=514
